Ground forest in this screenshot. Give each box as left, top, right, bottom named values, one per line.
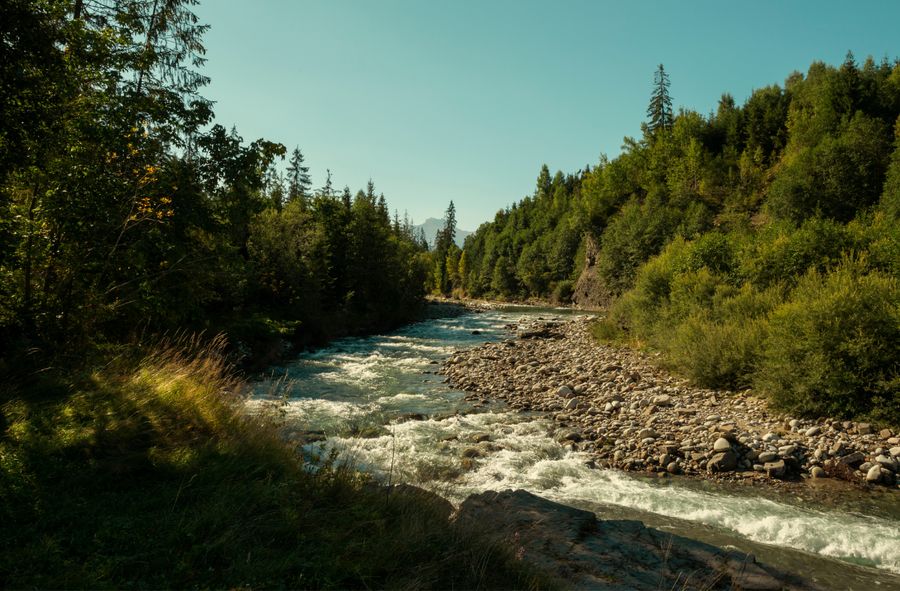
left=0, top=0, right=431, bottom=373
left=450, top=59, right=900, bottom=424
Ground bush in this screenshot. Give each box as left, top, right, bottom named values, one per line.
left=666, top=313, right=768, bottom=389
left=551, top=280, right=574, bottom=304
left=740, top=217, right=854, bottom=288
left=757, top=260, right=900, bottom=423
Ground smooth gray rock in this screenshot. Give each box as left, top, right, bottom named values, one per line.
left=866, top=465, right=883, bottom=483
left=713, top=437, right=732, bottom=452
left=758, top=451, right=778, bottom=463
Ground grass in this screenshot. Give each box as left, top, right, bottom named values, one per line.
left=0, top=336, right=548, bottom=589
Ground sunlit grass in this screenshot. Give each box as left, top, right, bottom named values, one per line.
left=0, top=336, right=549, bottom=589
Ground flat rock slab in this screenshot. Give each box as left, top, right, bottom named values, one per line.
left=454, top=489, right=815, bottom=590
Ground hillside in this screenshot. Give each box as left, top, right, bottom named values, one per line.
left=452, top=55, right=900, bottom=425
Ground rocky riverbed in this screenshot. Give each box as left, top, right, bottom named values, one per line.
left=440, top=316, right=900, bottom=489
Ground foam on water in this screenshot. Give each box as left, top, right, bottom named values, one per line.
left=313, top=410, right=900, bottom=574
left=252, top=307, right=900, bottom=579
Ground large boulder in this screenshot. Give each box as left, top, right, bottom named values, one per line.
left=454, top=489, right=806, bottom=590
left=708, top=450, right=738, bottom=472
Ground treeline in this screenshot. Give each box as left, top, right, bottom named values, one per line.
left=0, top=0, right=428, bottom=367
left=458, top=57, right=900, bottom=424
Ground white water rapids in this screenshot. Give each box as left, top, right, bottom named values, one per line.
left=250, top=306, right=900, bottom=590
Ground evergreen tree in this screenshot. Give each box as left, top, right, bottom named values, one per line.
left=647, top=63, right=674, bottom=135
left=286, top=147, right=312, bottom=203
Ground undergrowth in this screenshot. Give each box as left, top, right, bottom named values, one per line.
left=590, top=214, right=900, bottom=427
left=0, top=336, right=547, bottom=589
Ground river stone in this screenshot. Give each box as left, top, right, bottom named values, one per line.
left=866, top=465, right=883, bottom=483
left=830, top=441, right=848, bottom=456
left=557, top=385, right=577, bottom=399
left=762, top=432, right=780, bottom=442
left=857, top=423, right=873, bottom=435
left=875, top=455, right=897, bottom=472
left=764, top=460, right=786, bottom=479
left=667, top=461, right=681, bottom=474
left=879, top=428, right=893, bottom=439
left=805, top=426, right=822, bottom=437
left=652, top=394, right=672, bottom=406
left=637, top=428, right=658, bottom=440
left=713, top=438, right=732, bottom=452
left=708, top=451, right=738, bottom=472
left=838, top=451, right=866, bottom=467
left=758, top=451, right=778, bottom=463
left=810, top=466, right=826, bottom=478
left=560, top=430, right=583, bottom=443
left=890, top=446, right=900, bottom=458
left=778, top=444, right=797, bottom=457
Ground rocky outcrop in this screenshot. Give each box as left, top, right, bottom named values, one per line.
left=572, top=235, right=613, bottom=309
left=441, top=317, right=900, bottom=489
left=454, top=489, right=812, bottom=590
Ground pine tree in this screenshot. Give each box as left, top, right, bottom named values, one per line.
left=286, top=147, right=311, bottom=203
left=647, top=64, right=674, bottom=136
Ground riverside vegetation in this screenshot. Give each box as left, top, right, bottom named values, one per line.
left=0, top=338, right=544, bottom=588
left=2, top=0, right=899, bottom=587
left=0, top=1, right=541, bottom=587
left=444, top=58, right=900, bottom=428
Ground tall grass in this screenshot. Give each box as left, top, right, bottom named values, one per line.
left=0, top=336, right=548, bottom=589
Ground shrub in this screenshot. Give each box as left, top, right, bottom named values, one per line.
left=740, top=217, right=854, bottom=288
left=666, top=313, right=768, bottom=389
left=551, top=280, right=574, bottom=304
left=757, top=260, right=900, bottom=423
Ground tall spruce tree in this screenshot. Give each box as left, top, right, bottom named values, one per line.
left=647, top=63, right=674, bottom=135
left=286, top=147, right=312, bottom=203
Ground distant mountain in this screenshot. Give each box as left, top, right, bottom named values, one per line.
left=414, top=218, right=471, bottom=248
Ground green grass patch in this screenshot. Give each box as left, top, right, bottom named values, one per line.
left=0, top=338, right=548, bottom=589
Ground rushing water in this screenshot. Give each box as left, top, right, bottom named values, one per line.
left=251, top=306, right=900, bottom=590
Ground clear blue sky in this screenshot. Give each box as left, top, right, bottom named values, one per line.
left=195, top=0, right=900, bottom=230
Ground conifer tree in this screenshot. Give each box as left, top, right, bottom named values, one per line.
left=286, top=147, right=311, bottom=203
left=647, top=64, right=674, bottom=135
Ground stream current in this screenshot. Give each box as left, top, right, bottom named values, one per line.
left=250, top=306, right=900, bottom=590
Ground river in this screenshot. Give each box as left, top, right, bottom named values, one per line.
left=250, top=305, right=900, bottom=590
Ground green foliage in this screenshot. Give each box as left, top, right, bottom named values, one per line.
left=768, top=113, right=891, bottom=222
left=596, top=194, right=679, bottom=294
left=0, top=344, right=545, bottom=589
left=758, top=260, right=900, bottom=423
left=739, top=217, right=854, bottom=288
left=0, top=0, right=428, bottom=360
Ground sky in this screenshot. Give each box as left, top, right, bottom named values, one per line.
left=194, top=0, right=900, bottom=230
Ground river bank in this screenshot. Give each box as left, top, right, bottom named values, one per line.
left=440, top=315, right=900, bottom=490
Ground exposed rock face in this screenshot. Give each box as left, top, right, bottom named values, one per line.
left=441, top=317, right=900, bottom=489
left=454, top=489, right=810, bottom=590
left=572, top=235, right=613, bottom=309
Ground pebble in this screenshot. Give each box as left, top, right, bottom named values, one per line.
left=439, top=316, right=898, bottom=489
